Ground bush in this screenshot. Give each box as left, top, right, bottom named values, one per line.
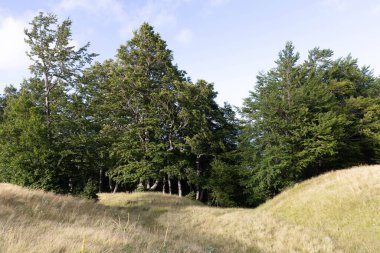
left=185, top=191, right=196, bottom=200
left=135, top=183, right=145, bottom=192
left=80, top=180, right=98, bottom=200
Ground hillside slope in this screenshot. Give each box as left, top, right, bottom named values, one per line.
left=259, top=165, right=380, bottom=252
left=1, top=165, right=379, bottom=252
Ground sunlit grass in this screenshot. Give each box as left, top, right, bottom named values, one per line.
left=1, top=165, right=379, bottom=252
left=259, top=165, right=380, bottom=253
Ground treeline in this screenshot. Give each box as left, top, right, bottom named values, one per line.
left=0, top=13, right=379, bottom=206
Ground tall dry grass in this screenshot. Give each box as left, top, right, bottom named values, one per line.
left=1, top=165, right=379, bottom=252
left=259, top=165, right=380, bottom=253
left=0, top=183, right=212, bottom=252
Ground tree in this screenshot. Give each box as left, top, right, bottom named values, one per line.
left=90, top=23, right=242, bottom=204
left=0, top=85, right=53, bottom=188
left=240, top=43, right=380, bottom=206
left=24, top=12, right=96, bottom=129
left=0, top=12, right=96, bottom=193
left=0, top=86, right=17, bottom=123
left=241, top=42, right=304, bottom=202
left=79, top=60, right=121, bottom=192
left=106, top=23, right=186, bottom=191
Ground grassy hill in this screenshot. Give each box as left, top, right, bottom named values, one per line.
left=0, top=165, right=379, bottom=252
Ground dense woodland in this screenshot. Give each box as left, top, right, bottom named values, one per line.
left=0, top=12, right=379, bottom=207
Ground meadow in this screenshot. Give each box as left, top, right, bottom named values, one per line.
left=0, top=165, right=379, bottom=252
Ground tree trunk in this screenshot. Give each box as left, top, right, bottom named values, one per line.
left=162, top=176, right=166, bottom=194
left=178, top=179, right=182, bottom=197
left=146, top=179, right=151, bottom=189
left=199, top=189, right=204, bottom=201
left=168, top=176, right=172, bottom=195
left=196, top=154, right=201, bottom=200
left=113, top=183, right=119, bottom=193
left=196, top=188, right=200, bottom=200
left=167, top=132, right=174, bottom=151
left=148, top=180, right=159, bottom=191
left=99, top=168, right=103, bottom=193
left=44, top=72, right=51, bottom=128
left=109, top=177, right=114, bottom=192
left=68, top=178, right=73, bottom=193
left=138, top=178, right=144, bottom=190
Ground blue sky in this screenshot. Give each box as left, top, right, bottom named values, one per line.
left=1, top=0, right=380, bottom=107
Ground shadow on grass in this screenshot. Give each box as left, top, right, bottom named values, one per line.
left=98, top=194, right=262, bottom=253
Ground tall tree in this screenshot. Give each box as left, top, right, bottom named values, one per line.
left=24, top=12, right=96, bottom=129
left=240, top=43, right=380, bottom=206
left=107, top=23, right=186, bottom=191
left=0, top=84, right=52, bottom=188
left=0, top=12, right=96, bottom=193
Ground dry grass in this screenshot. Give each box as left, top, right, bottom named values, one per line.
left=1, top=165, right=379, bottom=252
left=0, top=184, right=210, bottom=252
left=259, top=164, right=380, bottom=253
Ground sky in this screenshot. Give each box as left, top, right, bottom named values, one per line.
left=1, top=0, right=380, bottom=107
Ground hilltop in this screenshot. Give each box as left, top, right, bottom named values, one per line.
left=1, top=165, right=379, bottom=252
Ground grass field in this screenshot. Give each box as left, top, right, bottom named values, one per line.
left=0, top=165, right=379, bottom=252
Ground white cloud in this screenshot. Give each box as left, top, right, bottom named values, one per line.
left=0, top=10, right=84, bottom=89
left=175, top=28, right=193, bottom=46
left=121, top=0, right=184, bottom=38
left=56, top=0, right=124, bottom=16
left=0, top=16, right=30, bottom=71
left=137, top=0, right=180, bottom=27
left=55, top=0, right=186, bottom=39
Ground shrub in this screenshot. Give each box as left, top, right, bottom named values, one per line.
left=80, top=180, right=98, bottom=200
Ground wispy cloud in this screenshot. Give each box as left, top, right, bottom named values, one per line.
left=137, top=0, right=179, bottom=27
left=0, top=14, right=31, bottom=71
left=55, top=0, right=125, bottom=20
left=55, top=0, right=187, bottom=39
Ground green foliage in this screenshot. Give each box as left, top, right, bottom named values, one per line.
left=25, top=12, right=96, bottom=87
left=0, top=12, right=96, bottom=193
left=240, top=42, right=380, bottom=206
left=87, top=22, right=241, bottom=204
left=184, top=191, right=196, bottom=200
left=80, top=180, right=99, bottom=199
left=135, top=183, right=146, bottom=192
left=2, top=12, right=379, bottom=208
left=0, top=88, right=55, bottom=189
left=207, top=159, right=240, bottom=207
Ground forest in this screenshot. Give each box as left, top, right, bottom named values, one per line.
left=0, top=12, right=379, bottom=207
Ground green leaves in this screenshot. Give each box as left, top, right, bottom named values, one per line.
left=25, top=12, right=96, bottom=86
left=241, top=43, right=380, bottom=206
left=0, top=12, right=97, bottom=194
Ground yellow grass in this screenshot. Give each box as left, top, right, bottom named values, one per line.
left=259, top=164, right=380, bottom=253
left=1, top=165, right=379, bottom=252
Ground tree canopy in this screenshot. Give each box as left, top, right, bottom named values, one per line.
left=0, top=13, right=379, bottom=206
